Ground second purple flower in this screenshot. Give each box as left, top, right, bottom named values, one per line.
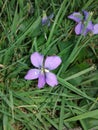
left=68, top=10, right=98, bottom=35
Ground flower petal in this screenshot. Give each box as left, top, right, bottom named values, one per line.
left=45, top=56, right=62, bottom=70
left=30, top=52, right=44, bottom=68
left=38, top=73, right=46, bottom=88
left=92, top=24, right=98, bottom=34
left=68, top=12, right=82, bottom=23
left=75, top=22, right=83, bottom=35
left=47, top=14, right=54, bottom=26
left=87, top=21, right=93, bottom=31
left=42, top=16, right=48, bottom=25
left=46, top=72, right=58, bottom=87
left=82, top=10, right=89, bottom=20
left=24, top=69, right=40, bottom=80
left=82, top=21, right=93, bottom=35
left=48, top=13, right=54, bottom=19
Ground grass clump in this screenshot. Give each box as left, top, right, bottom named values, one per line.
left=0, top=0, right=98, bottom=130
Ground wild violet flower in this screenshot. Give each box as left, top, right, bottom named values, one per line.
left=24, top=52, right=62, bottom=88
left=42, top=11, right=54, bottom=26
left=68, top=10, right=98, bottom=35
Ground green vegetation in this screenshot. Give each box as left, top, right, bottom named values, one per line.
left=0, top=0, right=98, bottom=129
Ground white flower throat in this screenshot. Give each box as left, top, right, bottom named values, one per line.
left=41, top=67, right=49, bottom=73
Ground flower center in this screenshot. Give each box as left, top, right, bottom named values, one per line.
left=40, top=67, right=49, bottom=73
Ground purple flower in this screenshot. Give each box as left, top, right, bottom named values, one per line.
left=42, top=11, right=54, bottom=26
left=24, top=52, right=62, bottom=88
left=92, top=24, right=98, bottom=34
left=68, top=10, right=98, bottom=35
